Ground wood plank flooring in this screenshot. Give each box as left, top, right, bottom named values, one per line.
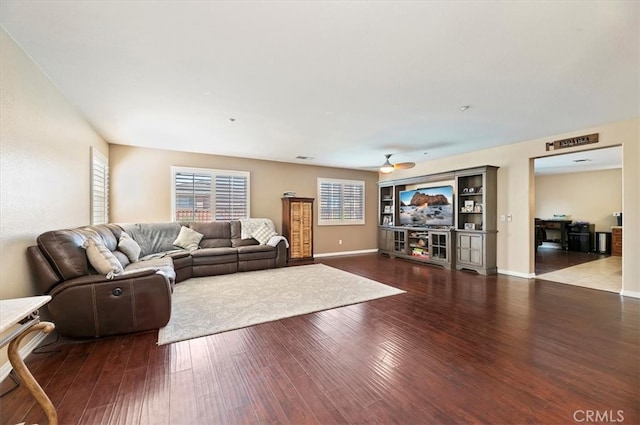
left=2, top=253, right=638, bottom=425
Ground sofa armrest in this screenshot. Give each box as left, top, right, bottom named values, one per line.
left=274, top=239, right=287, bottom=267
left=48, top=269, right=160, bottom=296
left=26, top=245, right=61, bottom=294
left=48, top=271, right=172, bottom=338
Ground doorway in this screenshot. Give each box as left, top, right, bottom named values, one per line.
left=533, top=146, right=622, bottom=293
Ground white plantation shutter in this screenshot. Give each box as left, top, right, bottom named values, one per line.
left=174, top=172, right=212, bottom=221
left=319, top=181, right=343, bottom=221
left=172, top=167, right=249, bottom=221
left=214, top=174, right=248, bottom=220
left=91, top=148, right=109, bottom=225
left=342, top=182, right=365, bottom=221
left=317, top=178, right=365, bottom=225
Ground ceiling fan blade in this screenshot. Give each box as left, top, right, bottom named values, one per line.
left=394, top=162, right=415, bottom=170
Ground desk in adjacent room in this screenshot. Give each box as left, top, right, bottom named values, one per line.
left=536, top=219, right=572, bottom=250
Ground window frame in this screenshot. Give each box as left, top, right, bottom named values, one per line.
left=317, top=177, right=365, bottom=226
left=91, top=147, right=109, bottom=225
left=171, top=166, right=250, bottom=222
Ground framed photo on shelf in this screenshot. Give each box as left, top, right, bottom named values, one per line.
left=464, top=222, right=476, bottom=230
left=382, top=215, right=391, bottom=225
left=383, top=205, right=392, bottom=213
left=461, top=200, right=474, bottom=213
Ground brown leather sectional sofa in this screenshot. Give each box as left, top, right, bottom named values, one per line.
left=27, top=221, right=287, bottom=338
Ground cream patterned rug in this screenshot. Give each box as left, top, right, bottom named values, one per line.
left=157, top=263, right=405, bottom=345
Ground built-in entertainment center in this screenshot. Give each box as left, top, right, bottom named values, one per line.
left=378, top=165, right=498, bottom=275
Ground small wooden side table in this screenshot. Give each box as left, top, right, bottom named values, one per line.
left=0, top=295, right=57, bottom=425
left=611, top=226, right=623, bottom=256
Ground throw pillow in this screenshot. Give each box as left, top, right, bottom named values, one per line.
left=118, top=232, right=141, bottom=262
left=84, top=238, right=124, bottom=278
left=251, top=224, right=278, bottom=245
left=112, top=250, right=131, bottom=268
left=173, top=226, right=204, bottom=251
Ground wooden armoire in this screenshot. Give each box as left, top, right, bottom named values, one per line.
left=281, top=197, right=314, bottom=261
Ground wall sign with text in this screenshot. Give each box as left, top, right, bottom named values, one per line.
left=545, top=133, right=599, bottom=151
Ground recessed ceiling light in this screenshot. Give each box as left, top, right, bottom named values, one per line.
left=229, top=118, right=236, bottom=122
left=573, top=159, right=592, bottom=163
left=296, top=156, right=314, bottom=160
left=460, top=105, right=470, bottom=111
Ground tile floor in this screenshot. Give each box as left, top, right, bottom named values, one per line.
left=536, top=255, right=622, bottom=293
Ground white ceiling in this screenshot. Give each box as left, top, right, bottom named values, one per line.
left=534, top=145, right=622, bottom=175
left=1, top=1, right=638, bottom=171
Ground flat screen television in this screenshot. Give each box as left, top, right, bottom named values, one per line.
left=399, top=185, right=454, bottom=227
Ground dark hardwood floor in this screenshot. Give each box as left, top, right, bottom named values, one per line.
left=2, top=254, right=638, bottom=425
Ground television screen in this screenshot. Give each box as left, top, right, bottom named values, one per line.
left=399, top=185, right=454, bottom=226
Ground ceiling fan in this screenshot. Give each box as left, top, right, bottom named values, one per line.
left=379, top=154, right=416, bottom=174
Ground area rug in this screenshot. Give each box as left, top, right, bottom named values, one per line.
left=157, top=263, right=405, bottom=345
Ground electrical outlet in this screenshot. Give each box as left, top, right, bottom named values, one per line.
left=500, top=214, right=506, bottom=222
left=507, top=214, right=513, bottom=222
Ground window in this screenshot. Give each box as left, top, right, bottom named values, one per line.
left=172, top=167, right=249, bottom=221
left=317, top=178, right=365, bottom=225
left=91, top=147, right=109, bottom=225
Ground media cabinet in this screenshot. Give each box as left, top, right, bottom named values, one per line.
left=378, top=165, right=498, bottom=275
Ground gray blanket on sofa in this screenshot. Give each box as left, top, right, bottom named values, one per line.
left=119, top=222, right=183, bottom=258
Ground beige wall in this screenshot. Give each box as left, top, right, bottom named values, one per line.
left=0, top=29, right=109, bottom=365
left=109, top=145, right=379, bottom=254
left=0, top=29, right=110, bottom=297
left=381, top=118, right=639, bottom=297
left=535, top=168, right=622, bottom=232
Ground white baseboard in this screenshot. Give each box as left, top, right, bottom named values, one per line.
left=498, top=269, right=535, bottom=279
left=314, top=249, right=378, bottom=258
left=621, top=290, right=640, bottom=299
left=0, top=331, right=48, bottom=382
